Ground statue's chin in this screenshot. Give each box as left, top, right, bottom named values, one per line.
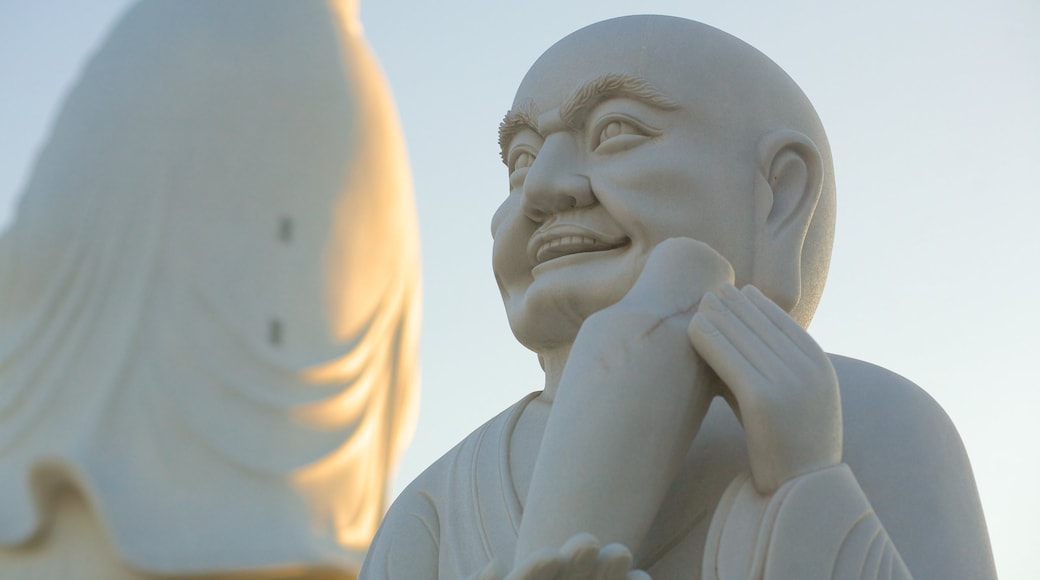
left=505, top=288, right=623, bottom=356
left=501, top=243, right=643, bottom=353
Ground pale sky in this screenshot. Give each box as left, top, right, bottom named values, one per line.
left=1, top=1, right=1037, bottom=577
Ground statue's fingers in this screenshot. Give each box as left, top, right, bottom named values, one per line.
left=692, top=292, right=786, bottom=385
left=625, top=570, right=652, bottom=580
left=689, top=309, right=767, bottom=413
left=560, top=533, right=601, bottom=578
left=593, top=543, right=633, bottom=580
left=505, top=548, right=566, bottom=580
left=713, top=284, right=806, bottom=366
left=741, top=284, right=826, bottom=361
left=622, top=237, right=733, bottom=314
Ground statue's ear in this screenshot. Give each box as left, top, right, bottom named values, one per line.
left=751, top=129, right=824, bottom=313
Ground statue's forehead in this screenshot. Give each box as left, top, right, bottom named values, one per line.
left=515, top=31, right=652, bottom=109
left=513, top=56, right=648, bottom=112
left=510, top=16, right=740, bottom=113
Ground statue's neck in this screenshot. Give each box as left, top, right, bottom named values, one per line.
left=538, top=344, right=572, bottom=403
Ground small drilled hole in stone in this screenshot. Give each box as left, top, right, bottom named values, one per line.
left=278, top=216, right=293, bottom=243
left=269, top=318, right=283, bottom=346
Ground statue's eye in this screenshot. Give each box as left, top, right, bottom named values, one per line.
left=508, top=149, right=536, bottom=189
left=600, top=120, right=626, bottom=142
left=592, top=116, right=658, bottom=154
left=511, top=151, right=535, bottom=174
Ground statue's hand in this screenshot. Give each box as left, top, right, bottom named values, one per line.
left=559, top=236, right=735, bottom=426
left=572, top=237, right=735, bottom=380
left=609, top=237, right=735, bottom=332
left=688, top=284, right=841, bottom=494
left=479, top=534, right=650, bottom=580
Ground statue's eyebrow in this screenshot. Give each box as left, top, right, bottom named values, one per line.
left=498, top=104, right=539, bottom=164
left=498, top=73, right=680, bottom=165
left=558, top=73, right=681, bottom=129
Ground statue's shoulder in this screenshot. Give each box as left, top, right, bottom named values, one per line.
left=830, top=354, right=978, bottom=472
left=829, top=354, right=997, bottom=579
left=830, top=353, right=969, bottom=493
left=830, top=354, right=956, bottom=435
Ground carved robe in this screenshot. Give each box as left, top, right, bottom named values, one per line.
left=362, top=357, right=994, bottom=579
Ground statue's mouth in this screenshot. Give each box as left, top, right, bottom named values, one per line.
left=528, top=224, right=629, bottom=266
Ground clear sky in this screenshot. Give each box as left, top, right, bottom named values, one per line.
left=1, top=1, right=1037, bottom=577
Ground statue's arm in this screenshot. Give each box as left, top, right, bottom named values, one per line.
left=691, top=283, right=905, bottom=579
left=690, top=284, right=914, bottom=579
left=701, top=417, right=996, bottom=580
left=515, top=239, right=734, bottom=566
left=688, top=286, right=996, bottom=579
left=838, top=355, right=998, bottom=580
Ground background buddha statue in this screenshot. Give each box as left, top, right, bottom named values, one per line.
left=0, top=1, right=420, bottom=578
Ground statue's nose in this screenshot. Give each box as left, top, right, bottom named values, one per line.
left=521, top=134, right=594, bottom=222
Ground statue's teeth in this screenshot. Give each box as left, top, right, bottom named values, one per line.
left=536, top=234, right=613, bottom=263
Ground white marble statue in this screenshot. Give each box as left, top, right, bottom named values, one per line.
left=361, top=16, right=995, bottom=580
left=0, top=1, right=419, bottom=578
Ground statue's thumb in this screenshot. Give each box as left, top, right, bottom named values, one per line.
left=622, top=237, right=734, bottom=314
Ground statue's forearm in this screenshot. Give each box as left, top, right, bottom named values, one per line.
left=515, top=308, right=712, bottom=567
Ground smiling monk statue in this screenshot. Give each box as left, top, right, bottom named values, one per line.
left=361, top=15, right=995, bottom=580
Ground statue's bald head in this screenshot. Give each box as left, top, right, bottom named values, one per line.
left=504, top=16, right=835, bottom=326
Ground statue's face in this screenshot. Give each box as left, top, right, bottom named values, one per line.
left=492, top=18, right=761, bottom=352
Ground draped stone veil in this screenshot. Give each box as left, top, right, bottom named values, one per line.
left=0, top=0, right=419, bottom=574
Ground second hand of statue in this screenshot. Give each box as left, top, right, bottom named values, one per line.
left=689, top=284, right=842, bottom=494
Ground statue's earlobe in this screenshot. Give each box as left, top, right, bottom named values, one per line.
left=751, top=130, right=824, bottom=313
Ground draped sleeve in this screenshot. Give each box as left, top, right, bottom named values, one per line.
left=703, top=466, right=912, bottom=580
